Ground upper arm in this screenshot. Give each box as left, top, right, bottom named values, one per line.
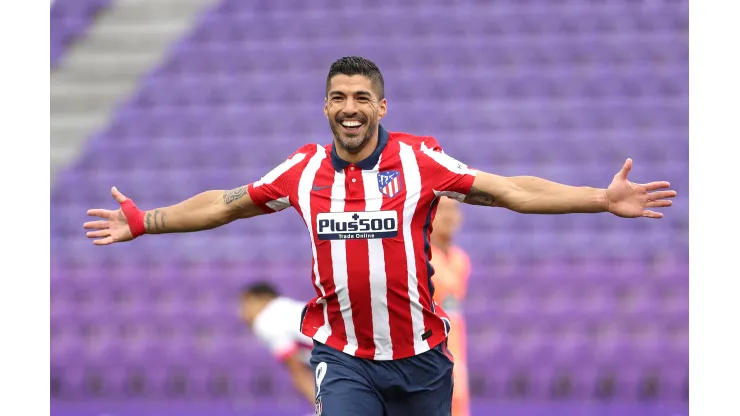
left=239, top=147, right=312, bottom=215
left=463, top=172, right=522, bottom=208
left=417, top=139, right=521, bottom=208
left=221, top=186, right=268, bottom=220
left=282, top=349, right=306, bottom=370
left=418, top=141, right=477, bottom=200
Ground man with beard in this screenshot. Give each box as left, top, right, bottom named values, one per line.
left=83, top=56, right=677, bottom=415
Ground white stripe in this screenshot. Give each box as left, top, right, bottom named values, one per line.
left=254, top=152, right=307, bottom=187
left=265, top=196, right=290, bottom=211
left=361, top=158, right=393, bottom=359
left=329, top=169, right=358, bottom=356
left=420, top=143, right=477, bottom=176
left=399, top=143, right=430, bottom=355
left=433, top=189, right=466, bottom=202
left=297, top=146, right=330, bottom=343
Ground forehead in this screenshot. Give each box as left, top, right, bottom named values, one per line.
left=327, top=74, right=377, bottom=96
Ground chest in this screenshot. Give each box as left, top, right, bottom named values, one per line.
left=308, top=166, right=420, bottom=212
left=305, top=166, right=428, bottom=242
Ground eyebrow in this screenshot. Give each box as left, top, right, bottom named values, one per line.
left=328, top=90, right=374, bottom=98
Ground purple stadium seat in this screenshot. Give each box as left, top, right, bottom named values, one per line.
left=51, top=0, right=687, bottom=406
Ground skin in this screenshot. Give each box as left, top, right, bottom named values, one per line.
left=324, top=74, right=387, bottom=164
left=81, top=68, right=678, bottom=416
left=240, top=294, right=315, bottom=404
left=82, top=74, right=677, bottom=246
left=431, top=197, right=463, bottom=254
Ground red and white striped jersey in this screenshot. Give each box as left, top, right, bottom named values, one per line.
left=246, top=126, right=477, bottom=360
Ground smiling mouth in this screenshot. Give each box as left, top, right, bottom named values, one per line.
left=339, top=119, right=363, bottom=133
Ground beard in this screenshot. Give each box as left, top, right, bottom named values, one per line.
left=329, top=116, right=378, bottom=155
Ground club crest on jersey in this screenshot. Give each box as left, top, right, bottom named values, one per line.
left=316, top=211, right=398, bottom=240
left=377, top=170, right=402, bottom=198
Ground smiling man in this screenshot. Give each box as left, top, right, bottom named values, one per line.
left=83, top=56, right=677, bottom=416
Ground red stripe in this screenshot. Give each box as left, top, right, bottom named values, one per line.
left=289, top=154, right=322, bottom=340
left=345, top=164, right=376, bottom=358
left=302, top=158, right=348, bottom=348
left=415, top=181, right=443, bottom=349
left=380, top=142, right=416, bottom=359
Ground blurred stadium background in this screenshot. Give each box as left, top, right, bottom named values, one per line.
left=50, top=0, right=688, bottom=415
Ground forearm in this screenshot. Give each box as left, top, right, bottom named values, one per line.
left=289, top=365, right=316, bottom=403
left=142, top=189, right=243, bottom=234
left=506, top=176, right=608, bottom=214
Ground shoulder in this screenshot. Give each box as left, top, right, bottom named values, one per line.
left=388, top=131, right=443, bottom=152
left=290, top=143, right=327, bottom=160
left=262, top=144, right=327, bottom=181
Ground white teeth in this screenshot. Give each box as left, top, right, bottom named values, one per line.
left=341, top=121, right=362, bottom=127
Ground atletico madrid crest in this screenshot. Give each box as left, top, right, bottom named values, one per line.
left=377, top=170, right=402, bottom=198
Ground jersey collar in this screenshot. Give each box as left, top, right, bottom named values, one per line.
left=330, top=124, right=389, bottom=171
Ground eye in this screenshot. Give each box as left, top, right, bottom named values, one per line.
left=357, top=97, right=370, bottom=103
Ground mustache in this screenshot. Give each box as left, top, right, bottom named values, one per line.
left=335, top=114, right=367, bottom=123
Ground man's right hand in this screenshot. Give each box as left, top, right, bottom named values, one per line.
left=83, top=187, right=136, bottom=245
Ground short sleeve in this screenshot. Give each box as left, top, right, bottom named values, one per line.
left=247, top=146, right=312, bottom=213
left=253, top=309, right=300, bottom=361
left=418, top=141, right=477, bottom=201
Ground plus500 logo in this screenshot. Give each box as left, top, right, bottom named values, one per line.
left=316, top=211, right=398, bottom=240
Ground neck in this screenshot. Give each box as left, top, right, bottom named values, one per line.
left=334, top=133, right=379, bottom=165
left=432, top=238, right=451, bottom=254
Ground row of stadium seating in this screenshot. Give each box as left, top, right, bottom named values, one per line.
left=51, top=0, right=688, bottom=404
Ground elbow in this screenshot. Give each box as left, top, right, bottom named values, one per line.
left=501, top=190, right=538, bottom=213
left=209, top=199, right=239, bottom=228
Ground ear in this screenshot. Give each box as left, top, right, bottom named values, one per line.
left=378, top=98, right=388, bottom=119
left=324, top=98, right=329, bottom=118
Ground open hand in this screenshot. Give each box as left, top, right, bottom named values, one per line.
left=83, top=187, right=134, bottom=245
left=606, top=159, right=677, bottom=218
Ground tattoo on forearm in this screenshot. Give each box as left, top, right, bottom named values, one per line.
left=223, top=186, right=248, bottom=204
left=144, top=210, right=166, bottom=233
left=153, top=210, right=160, bottom=233
left=463, top=186, right=497, bottom=207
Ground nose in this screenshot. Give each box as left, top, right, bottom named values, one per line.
left=341, top=97, right=359, bottom=114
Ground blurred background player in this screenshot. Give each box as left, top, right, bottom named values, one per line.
left=239, top=282, right=315, bottom=404
left=430, top=197, right=471, bottom=416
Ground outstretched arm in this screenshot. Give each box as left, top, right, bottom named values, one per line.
left=83, top=185, right=267, bottom=245
left=463, top=159, right=676, bottom=218
left=464, top=174, right=608, bottom=213
left=139, top=185, right=264, bottom=234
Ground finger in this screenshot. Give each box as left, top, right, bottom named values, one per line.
left=87, top=209, right=113, bottom=219
left=93, top=236, right=115, bottom=246
left=648, top=190, right=678, bottom=200
left=642, top=210, right=664, bottom=219
left=86, top=229, right=111, bottom=239
left=647, top=200, right=672, bottom=208
left=111, top=186, right=128, bottom=204
left=616, top=158, right=632, bottom=180
left=642, top=181, right=671, bottom=191
left=83, top=220, right=110, bottom=230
